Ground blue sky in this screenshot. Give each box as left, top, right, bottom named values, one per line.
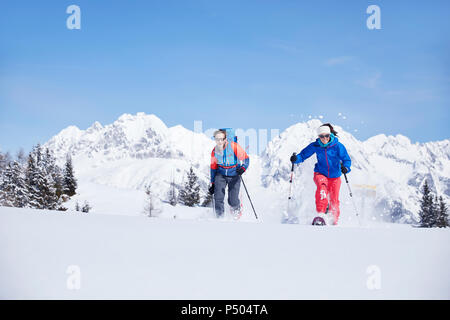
left=1, top=0, right=449, bottom=154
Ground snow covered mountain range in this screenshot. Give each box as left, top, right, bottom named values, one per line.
left=43, top=112, right=450, bottom=223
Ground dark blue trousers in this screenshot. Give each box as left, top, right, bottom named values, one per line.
left=214, top=173, right=241, bottom=217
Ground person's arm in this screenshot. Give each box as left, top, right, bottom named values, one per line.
left=210, top=149, right=218, bottom=183
left=338, top=143, right=351, bottom=173
left=294, top=142, right=316, bottom=164
left=232, top=142, right=250, bottom=171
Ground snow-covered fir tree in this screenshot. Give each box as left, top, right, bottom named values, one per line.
left=11, top=161, right=27, bottom=207
left=16, top=148, right=27, bottom=166
left=417, top=180, right=448, bottom=228
left=63, top=154, right=77, bottom=197
left=0, top=151, right=12, bottom=170
left=81, top=201, right=92, bottom=213
left=37, top=145, right=59, bottom=210
left=0, top=161, right=28, bottom=207
left=24, top=144, right=62, bottom=210
left=25, top=147, right=43, bottom=209
left=0, top=152, right=5, bottom=191
left=167, top=179, right=177, bottom=206
left=418, top=180, right=434, bottom=227
left=431, top=195, right=440, bottom=227
left=0, top=151, right=12, bottom=184
left=144, top=183, right=156, bottom=217
left=178, top=167, right=200, bottom=207
left=436, top=196, right=449, bottom=228
left=44, top=148, right=64, bottom=198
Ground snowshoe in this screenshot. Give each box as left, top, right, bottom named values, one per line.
left=230, top=204, right=243, bottom=220
left=282, top=214, right=299, bottom=224
left=312, top=216, right=326, bottom=226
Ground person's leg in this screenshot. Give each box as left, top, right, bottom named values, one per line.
left=227, top=175, right=241, bottom=211
left=313, top=172, right=329, bottom=214
left=213, top=174, right=227, bottom=217
left=328, top=177, right=342, bottom=225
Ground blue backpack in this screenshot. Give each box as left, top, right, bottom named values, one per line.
left=216, top=128, right=238, bottom=167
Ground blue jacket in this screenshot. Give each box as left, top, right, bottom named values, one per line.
left=293, top=136, right=351, bottom=178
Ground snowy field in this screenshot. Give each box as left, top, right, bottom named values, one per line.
left=1, top=206, right=449, bottom=299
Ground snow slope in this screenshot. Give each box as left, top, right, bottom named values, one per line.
left=1, top=206, right=449, bottom=299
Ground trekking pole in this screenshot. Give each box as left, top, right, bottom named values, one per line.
left=212, top=194, right=216, bottom=217
left=341, top=162, right=360, bottom=224
left=240, top=175, right=258, bottom=220
left=288, top=153, right=296, bottom=201
left=285, top=153, right=296, bottom=222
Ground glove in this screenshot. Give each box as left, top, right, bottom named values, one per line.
left=341, top=166, right=348, bottom=174
left=236, top=166, right=246, bottom=175
left=290, top=154, right=298, bottom=163
left=208, top=184, right=215, bottom=195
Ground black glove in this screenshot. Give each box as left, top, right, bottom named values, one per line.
left=290, top=154, right=297, bottom=163
left=236, top=166, right=246, bottom=175
left=208, top=184, right=215, bottom=195
left=341, top=166, right=348, bottom=174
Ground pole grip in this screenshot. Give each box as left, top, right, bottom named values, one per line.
left=291, top=152, right=296, bottom=172
left=341, top=162, right=349, bottom=183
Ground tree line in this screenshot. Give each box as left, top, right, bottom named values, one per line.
left=0, top=144, right=78, bottom=210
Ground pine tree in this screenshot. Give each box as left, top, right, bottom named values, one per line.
left=25, top=148, right=43, bottom=209
left=0, top=153, right=4, bottom=187
left=0, top=151, right=12, bottom=188
left=418, top=180, right=434, bottom=228
left=40, top=148, right=60, bottom=210
left=25, top=144, right=60, bottom=210
left=0, top=151, right=5, bottom=177
left=178, top=167, right=200, bottom=207
left=34, top=144, right=42, bottom=164
left=44, top=148, right=63, bottom=197
left=0, top=151, right=12, bottom=172
left=16, top=148, right=27, bottom=166
left=430, top=195, right=440, bottom=227
left=144, top=183, right=155, bottom=217
left=63, top=154, right=77, bottom=196
left=436, top=196, right=449, bottom=228
left=0, top=162, right=15, bottom=207
left=0, top=161, right=29, bottom=208
left=167, top=179, right=177, bottom=206
left=81, top=201, right=92, bottom=213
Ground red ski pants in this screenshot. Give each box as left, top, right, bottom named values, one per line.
left=313, top=172, right=342, bottom=224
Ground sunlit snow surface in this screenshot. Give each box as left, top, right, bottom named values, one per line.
left=1, top=206, right=449, bottom=299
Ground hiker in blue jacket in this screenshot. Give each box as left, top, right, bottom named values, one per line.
left=290, top=123, right=351, bottom=225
